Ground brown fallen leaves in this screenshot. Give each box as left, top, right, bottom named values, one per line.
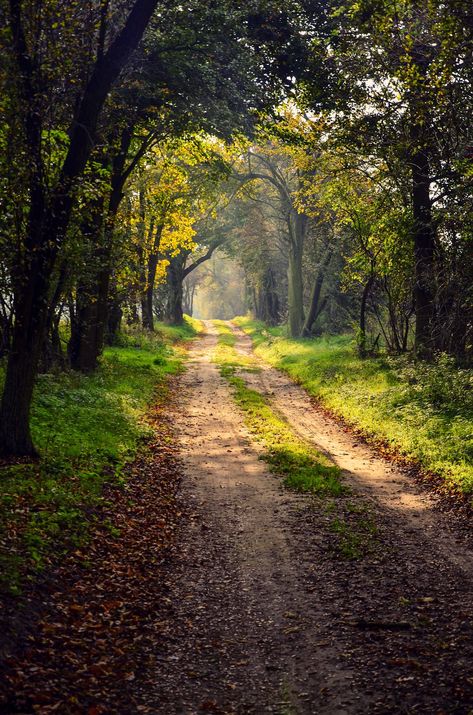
left=0, top=387, right=184, bottom=714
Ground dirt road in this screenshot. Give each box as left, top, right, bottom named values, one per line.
left=150, top=322, right=473, bottom=714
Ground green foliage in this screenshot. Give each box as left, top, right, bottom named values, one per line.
left=0, top=329, right=191, bottom=594
left=157, top=315, right=204, bottom=342
left=235, top=317, right=473, bottom=496
left=114, top=316, right=203, bottom=350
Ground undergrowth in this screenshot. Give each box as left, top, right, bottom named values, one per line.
left=213, top=321, right=377, bottom=558
left=0, top=316, right=201, bottom=594
left=234, top=316, right=473, bottom=498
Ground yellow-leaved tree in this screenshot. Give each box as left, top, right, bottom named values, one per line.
left=117, top=135, right=232, bottom=329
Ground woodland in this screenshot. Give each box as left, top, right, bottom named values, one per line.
left=1, top=1, right=473, bottom=713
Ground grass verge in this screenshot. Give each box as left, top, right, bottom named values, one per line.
left=0, top=316, right=201, bottom=594
left=213, top=321, right=377, bottom=557
left=234, top=316, right=473, bottom=498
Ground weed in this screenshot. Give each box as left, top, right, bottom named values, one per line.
left=330, top=506, right=378, bottom=560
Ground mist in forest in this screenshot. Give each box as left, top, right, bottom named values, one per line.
left=187, top=255, right=246, bottom=321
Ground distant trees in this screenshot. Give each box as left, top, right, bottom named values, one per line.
left=226, top=0, right=473, bottom=358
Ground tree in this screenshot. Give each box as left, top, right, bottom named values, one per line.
left=0, top=0, right=162, bottom=455
left=0, top=0, right=308, bottom=455
left=303, top=0, right=473, bottom=358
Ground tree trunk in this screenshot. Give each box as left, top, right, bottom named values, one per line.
left=261, top=267, right=279, bottom=326
left=165, top=255, right=185, bottom=325
left=142, top=255, right=158, bottom=331
left=0, top=0, right=160, bottom=455
left=287, top=212, right=306, bottom=338
left=0, top=271, right=50, bottom=455
left=408, top=50, right=437, bottom=360
left=68, top=193, right=112, bottom=373
left=69, top=257, right=111, bottom=373
left=302, top=248, right=332, bottom=337
left=412, top=149, right=435, bottom=359
left=141, top=226, right=163, bottom=331
left=106, top=296, right=123, bottom=345
left=358, top=274, right=374, bottom=358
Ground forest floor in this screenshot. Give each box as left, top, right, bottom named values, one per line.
left=2, top=321, right=473, bottom=714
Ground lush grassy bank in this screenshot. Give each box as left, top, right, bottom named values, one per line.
left=0, top=317, right=201, bottom=593
left=234, top=317, right=473, bottom=498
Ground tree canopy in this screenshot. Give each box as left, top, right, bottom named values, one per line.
left=0, top=0, right=472, bottom=456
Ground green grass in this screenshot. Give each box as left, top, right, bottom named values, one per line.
left=0, top=317, right=201, bottom=594
left=212, top=320, right=260, bottom=373
left=328, top=501, right=378, bottom=559
left=212, top=321, right=344, bottom=497
left=213, top=321, right=379, bottom=559
left=234, top=316, right=473, bottom=497
left=228, top=373, right=344, bottom=496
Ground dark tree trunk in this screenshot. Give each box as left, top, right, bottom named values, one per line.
left=142, top=254, right=158, bottom=330
left=141, top=226, right=163, bottom=331
left=69, top=259, right=111, bottom=372
left=259, top=267, right=279, bottom=326
left=287, top=212, right=307, bottom=338
left=411, top=148, right=435, bottom=359
left=165, top=255, right=185, bottom=325
left=0, top=0, right=161, bottom=455
left=358, top=273, right=374, bottom=358
left=163, top=239, right=224, bottom=325
left=40, top=314, right=66, bottom=372
left=106, top=296, right=123, bottom=345
left=68, top=195, right=112, bottom=373
left=0, top=263, right=52, bottom=455
left=302, top=248, right=333, bottom=337
left=408, top=48, right=437, bottom=360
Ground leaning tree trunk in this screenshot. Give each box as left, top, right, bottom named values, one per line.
left=287, top=211, right=307, bottom=338
left=0, top=0, right=161, bottom=456
left=302, top=248, right=333, bottom=337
